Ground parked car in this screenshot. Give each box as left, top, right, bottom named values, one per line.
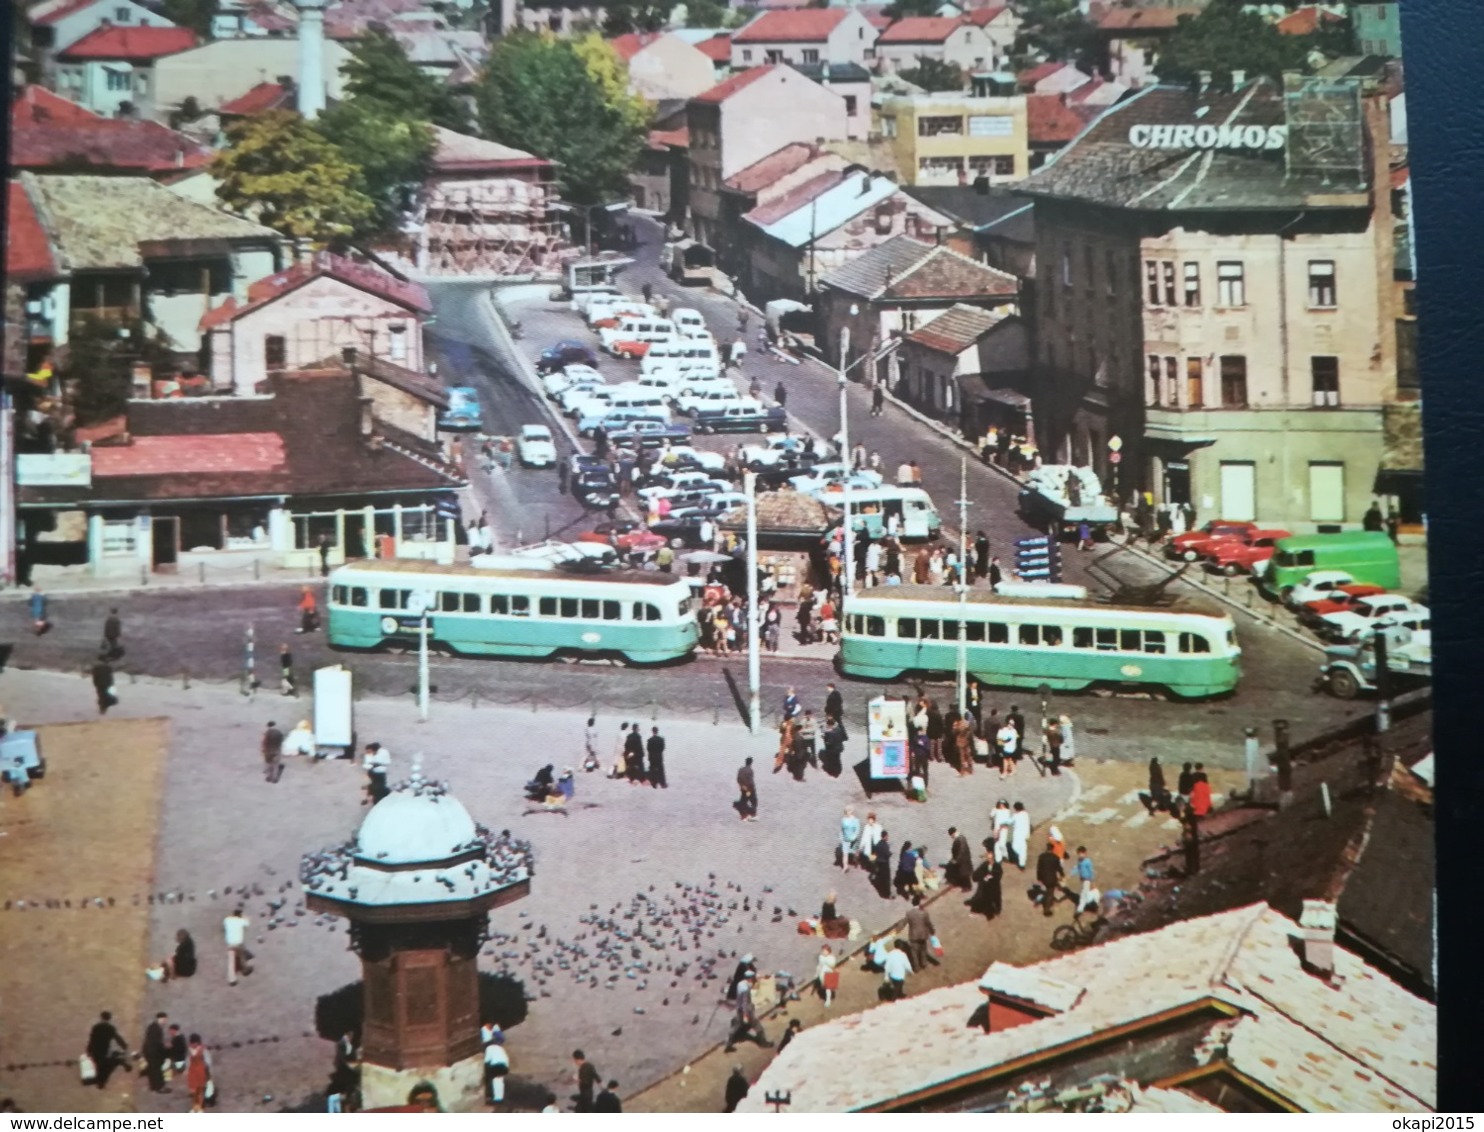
left=599, top=317, right=677, bottom=356
left=701, top=490, right=748, bottom=515
left=1165, top=520, right=1259, bottom=562
left=609, top=419, right=692, bottom=445
left=672, top=307, right=709, bottom=339
left=675, top=387, right=753, bottom=417
left=695, top=404, right=789, bottom=435
left=648, top=505, right=727, bottom=546
left=741, top=435, right=833, bottom=467
left=1299, top=584, right=1390, bottom=625
left=437, top=386, right=483, bottom=432
left=562, top=386, right=617, bottom=418
left=637, top=472, right=730, bottom=503
left=1318, top=594, right=1428, bottom=642
left=652, top=445, right=727, bottom=475
left=572, top=466, right=620, bottom=510
left=578, top=407, right=666, bottom=438
left=789, top=463, right=885, bottom=495
left=1202, top=529, right=1290, bottom=575
left=537, top=340, right=599, bottom=374
left=577, top=521, right=669, bottom=555
left=517, top=424, right=557, bottom=467
left=541, top=363, right=602, bottom=399
left=1284, top=570, right=1363, bottom=610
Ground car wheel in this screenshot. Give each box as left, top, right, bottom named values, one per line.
left=1221, top=562, right=1242, bottom=577
left=761, top=422, right=773, bottom=434
left=1181, top=549, right=1199, bottom=562
left=1327, top=669, right=1360, bottom=700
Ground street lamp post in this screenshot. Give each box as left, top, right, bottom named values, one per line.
left=956, top=457, right=969, bottom=715
left=838, top=325, right=854, bottom=597
left=745, top=470, right=761, bottom=735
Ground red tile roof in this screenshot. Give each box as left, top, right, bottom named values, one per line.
left=694, top=33, right=732, bottom=62
left=609, top=31, right=662, bottom=61
left=724, top=141, right=819, bottom=194
left=91, top=432, right=287, bottom=477
left=1276, top=5, right=1344, bottom=35
left=11, top=118, right=213, bottom=175
left=31, top=0, right=102, bottom=27
left=743, top=168, right=846, bottom=227
left=734, top=8, right=848, bottom=44
left=57, top=24, right=198, bottom=60
left=692, top=64, right=778, bottom=104
left=219, top=81, right=292, bottom=116
left=11, top=85, right=103, bottom=126
left=1018, top=61, right=1065, bottom=85
left=200, top=253, right=431, bottom=331
left=647, top=126, right=690, bottom=149
left=6, top=182, right=60, bottom=282
left=877, top=16, right=962, bottom=44
left=1027, top=92, right=1092, bottom=144
left=1096, top=6, right=1199, bottom=31
left=965, top=4, right=1009, bottom=26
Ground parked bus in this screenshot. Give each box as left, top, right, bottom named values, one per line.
left=821, top=487, right=942, bottom=541
left=838, top=587, right=1240, bottom=699
left=326, top=561, right=699, bottom=664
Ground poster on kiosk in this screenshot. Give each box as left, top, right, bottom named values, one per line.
left=867, top=697, right=910, bottom=780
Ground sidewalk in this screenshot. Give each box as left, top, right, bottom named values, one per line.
left=13, top=556, right=324, bottom=599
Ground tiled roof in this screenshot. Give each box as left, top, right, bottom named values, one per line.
left=429, top=125, right=547, bottom=171
left=91, top=432, right=286, bottom=477
left=1277, top=5, right=1344, bottom=35
left=1018, top=61, right=1067, bottom=85
left=825, top=235, right=1018, bottom=300
left=694, top=33, right=731, bottom=62
left=820, top=234, right=937, bottom=297
left=902, top=185, right=1034, bottom=234
left=1096, top=5, right=1201, bottom=31
left=1021, top=78, right=1372, bottom=211
left=906, top=302, right=1007, bottom=353
left=22, top=173, right=279, bottom=272
left=743, top=168, right=846, bottom=227
left=733, top=8, right=849, bottom=44
left=723, top=142, right=821, bottom=195
left=646, top=127, right=690, bottom=150
left=219, top=81, right=292, bottom=116
left=877, top=16, right=963, bottom=44
left=1027, top=92, right=1092, bottom=144
left=608, top=31, right=661, bottom=61
left=31, top=0, right=103, bottom=27
left=739, top=904, right=1437, bottom=1113
left=965, top=4, right=1009, bottom=26
left=11, top=118, right=213, bottom=176
left=56, top=24, right=198, bottom=60
left=691, top=64, right=778, bottom=104
left=1336, top=790, right=1434, bottom=997
left=11, top=85, right=102, bottom=126
left=200, top=252, right=430, bottom=330
left=6, top=182, right=61, bottom=283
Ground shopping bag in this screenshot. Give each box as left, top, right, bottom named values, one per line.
left=929, top=934, right=944, bottom=958
left=80, top=1053, right=97, bottom=1084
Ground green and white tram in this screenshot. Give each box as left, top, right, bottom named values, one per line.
left=326, top=560, right=699, bottom=664
left=838, top=587, right=1240, bottom=699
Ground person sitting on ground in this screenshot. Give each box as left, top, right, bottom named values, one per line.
left=148, top=929, right=197, bottom=982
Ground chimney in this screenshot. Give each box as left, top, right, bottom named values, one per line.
left=1197, top=70, right=1212, bottom=96
left=1298, top=900, right=1338, bottom=980
left=1231, top=68, right=1246, bottom=89
left=860, top=172, right=873, bottom=196
left=293, top=0, right=327, bottom=119
left=359, top=396, right=376, bottom=439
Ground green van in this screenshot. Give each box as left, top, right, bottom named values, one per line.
left=1260, top=531, right=1401, bottom=598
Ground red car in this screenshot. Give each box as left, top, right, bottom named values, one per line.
left=1299, top=583, right=1388, bottom=625
left=577, top=523, right=668, bottom=555
left=1166, top=520, right=1258, bottom=562
left=1203, top=529, right=1291, bottom=575
left=607, top=339, right=652, bottom=359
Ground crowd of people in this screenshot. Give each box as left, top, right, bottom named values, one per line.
left=83, top=1010, right=216, bottom=1111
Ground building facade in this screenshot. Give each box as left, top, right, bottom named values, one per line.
left=881, top=92, right=1029, bottom=187
left=873, top=16, right=1003, bottom=76
left=1020, top=76, right=1402, bottom=531
left=52, top=24, right=197, bottom=118
left=150, top=36, right=353, bottom=119
left=611, top=32, right=718, bottom=101
left=1353, top=1, right=1403, bottom=57
left=730, top=8, right=879, bottom=69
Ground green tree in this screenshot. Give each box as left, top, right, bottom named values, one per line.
left=314, top=102, right=435, bottom=239
left=475, top=33, right=649, bottom=206
left=899, top=55, right=967, bottom=92
left=212, top=110, right=376, bottom=246
left=64, top=317, right=172, bottom=427
left=341, top=26, right=472, bottom=132
left=884, top=0, right=940, bottom=19
left=1154, top=0, right=1312, bottom=85
left=682, top=0, right=730, bottom=27
left=1012, top=0, right=1097, bottom=71
left=601, top=1, right=670, bottom=35
left=159, top=0, right=216, bottom=39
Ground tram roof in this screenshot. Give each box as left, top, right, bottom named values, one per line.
left=848, top=584, right=1230, bottom=619
left=334, top=560, right=685, bottom=587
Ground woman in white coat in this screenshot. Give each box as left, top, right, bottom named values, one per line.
left=1010, top=801, right=1031, bottom=869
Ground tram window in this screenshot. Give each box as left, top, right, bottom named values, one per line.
left=581, top=599, right=601, bottom=619
left=678, top=598, right=694, bottom=615
left=333, top=585, right=347, bottom=605
left=1178, top=632, right=1211, bottom=654
left=1073, top=627, right=1094, bottom=649
left=920, top=620, right=940, bottom=640
left=511, top=596, right=530, bottom=617
left=941, top=621, right=959, bottom=641
left=379, top=589, right=408, bottom=610
left=987, top=622, right=1008, bottom=644
left=350, top=587, right=368, bottom=607
left=1143, top=631, right=1167, bottom=654
left=899, top=618, right=917, bottom=639
left=1019, top=624, right=1039, bottom=646
left=1096, top=628, right=1118, bottom=651
left=634, top=602, right=661, bottom=621
left=1044, top=626, right=1063, bottom=647
left=1120, top=629, right=1141, bottom=651
left=561, top=598, right=580, bottom=618
left=603, top=601, right=621, bottom=621
left=491, top=595, right=509, bottom=614
left=440, top=592, right=461, bottom=613
left=965, top=621, right=985, bottom=642
left=539, top=597, right=557, bottom=616
left=866, top=616, right=885, bottom=637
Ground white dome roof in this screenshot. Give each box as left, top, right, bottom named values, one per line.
left=355, top=789, right=479, bottom=866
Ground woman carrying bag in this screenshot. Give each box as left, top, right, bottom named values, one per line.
left=185, top=1034, right=214, bottom=1112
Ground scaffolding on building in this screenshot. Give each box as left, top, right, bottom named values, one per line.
left=414, top=168, right=576, bottom=278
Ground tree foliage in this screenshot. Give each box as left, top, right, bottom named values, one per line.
left=159, top=0, right=216, bottom=39
left=600, top=1, right=670, bottom=36
left=314, top=102, right=435, bottom=240
left=475, top=33, right=649, bottom=205
left=1012, top=0, right=1097, bottom=71
left=341, top=26, right=472, bottom=132
left=682, top=0, right=732, bottom=27
left=884, top=0, right=940, bottom=19
left=64, top=317, right=169, bottom=427
left=899, top=55, right=967, bottom=92
left=212, top=110, right=375, bottom=246
left=1154, top=0, right=1313, bottom=85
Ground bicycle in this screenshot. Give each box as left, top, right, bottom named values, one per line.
left=1050, top=904, right=1110, bottom=952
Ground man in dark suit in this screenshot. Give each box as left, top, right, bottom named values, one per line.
left=86, top=1012, right=128, bottom=1089
left=142, top=1012, right=170, bottom=1094
left=646, top=727, right=667, bottom=789
left=824, top=683, right=844, bottom=724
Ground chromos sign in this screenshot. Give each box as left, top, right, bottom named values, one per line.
left=1128, top=123, right=1288, bottom=150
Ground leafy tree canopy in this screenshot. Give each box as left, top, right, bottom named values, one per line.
left=65, top=317, right=170, bottom=427
left=899, top=55, right=967, bottom=92
left=1154, top=0, right=1313, bottom=85
left=341, top=26, right=473, bottom=132
left=475, top=33, right=649, bottom=205
left=884, top=0, right=941, bottom=20
left=211, top=110, right=376, bottom=246
left=159, top=0, right=216, bottom=39
left=1012, top=0, right=1097, bottom=71
left=314, top=102, right=435, bottom=240
left=682, top=0, right=732, bottom=28
left=601, top=1, right=671, bottom=36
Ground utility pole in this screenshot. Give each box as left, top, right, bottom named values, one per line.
left=956, top=457, right=969, bottom=715
left=242, top=624, right=257, bottom=699
left=409, top=591, right=432, bottom=722
left=1374, top=629, right=1392, bottom=734
left=838, top=326, right=854, bottom=597
left=745, top=470, right=761, bottom=735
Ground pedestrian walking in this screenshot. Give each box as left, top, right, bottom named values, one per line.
left=642, top=282, right=653, bottom=303
left=582, top=717, right=601, bottom=772
left=85, top=1012, right=128, bottom=1089
left=894, top=840, right=922, bottom=900
left=868, top=830, right=894, bottom=898
left=29, top=587, right=50, bottom=635
left=623, top=724, right=646, bottom=784
left=724, top=978, right=771, bottom=1051
left=967, top=850, right=1003, bottom=920
left=1074, top=846, right=1096, bottom=911
left=184, top=1034, right=214, bottom=1112
left=483, top=1037, right=510, bottom=1105
left=904, top=894, right=936, bottom=970
left=880, top=941, right=913, bottom=1000
left=814, top=941, right=839, bottom=1008
left=223, top=907, right=252, bottom=984
left=363, top=742, right=390, bottom=803
left=1035, top=844, right=1064, bottom=917
left=1010, top=801, right=1031, bottom=869
left=90, top=659, right=116, bottom=714
left=1141, top=757, right=1169, bottom=815
left=646, top=726, right=668, bottom=788
left=142, top=1012, right=170, bottom=1094
left=797, top=709, right=819, bottom=770
left=296, top=587, right=319, bottom=634
left=595, top=1081, right=623, bottom=1113
left=279, top=644, right=297, bottom=697
left=98, top=607, right=123, bottom=659
left=945, top=826, right=973, bottom=890
left=871, top=381, right=885, bottom=416
left=572, top=1051, right=601, bottom=1113
left=317, top=534, right=332, bottom=577
left=774, top=381, right=787, bottom=408
left=725, top=1065, right=751, bottom=1112
left=737, top=756, right=758, bottom=821
left=995, top=719, right=1018, bottom=778
left=838, top=807, right=861, bottom=870
left=260, top=720, right=284, bottom=783
left=731, top=338, right=747, bottom=369
left=1189, top=763, right=1212, bottom=819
